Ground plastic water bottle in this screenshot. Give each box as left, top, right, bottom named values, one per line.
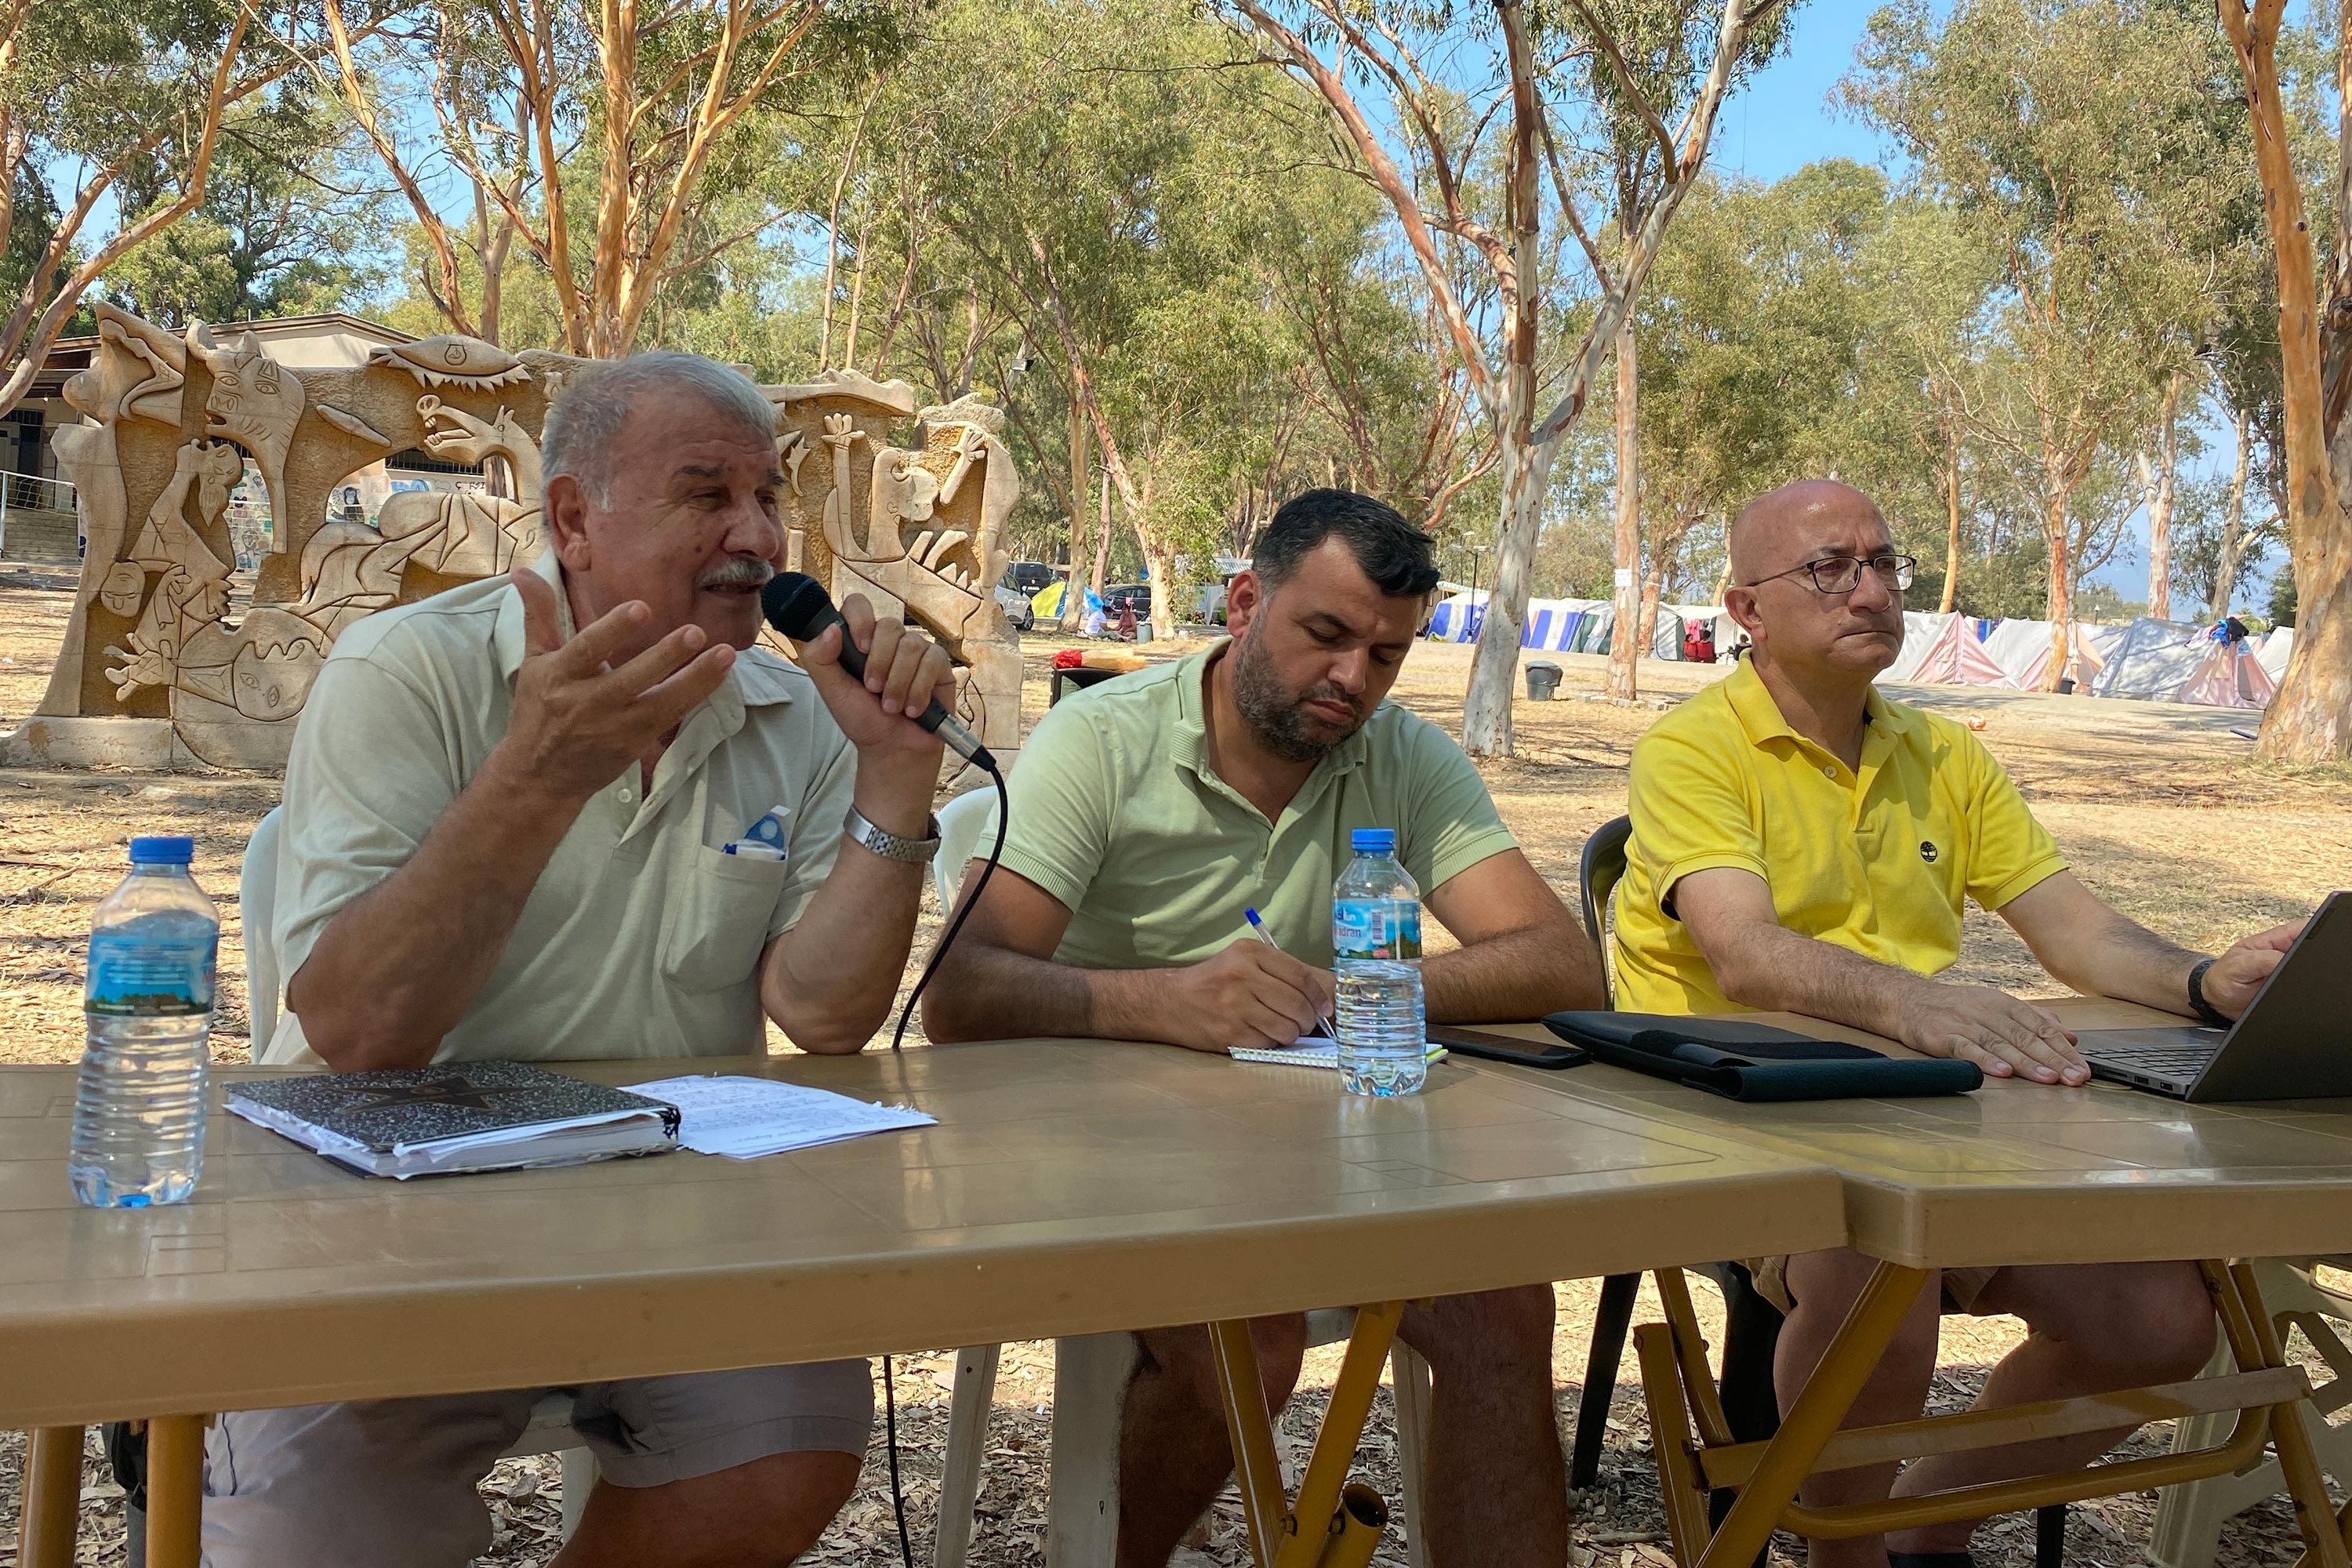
left=1332, top=827, right=1427, bottom=1097
left=70, top=837, right=218, bottom=1208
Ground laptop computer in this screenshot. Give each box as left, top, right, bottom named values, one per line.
left=2074, top=891, right=2352, bottom=1102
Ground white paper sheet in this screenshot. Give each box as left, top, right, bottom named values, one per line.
left=632, top=1075, right=936, bottom=1159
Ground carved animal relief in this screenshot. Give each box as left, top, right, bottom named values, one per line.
left=27, top=310, right=1023, bottom=773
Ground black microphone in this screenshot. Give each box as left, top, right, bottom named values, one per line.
left=761, top=572, right=997, bottom=773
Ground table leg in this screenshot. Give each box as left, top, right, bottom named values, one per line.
left=1209, top=1302, right=1406, bottom=1568
left=1693, top=1262, right=1931, bottom=1568
left=143, top=1414, right=207, bottom=1568
left=2218, top=1264, right=2352, bottom=1568
left=20, top=1425, right=86, bottom=1568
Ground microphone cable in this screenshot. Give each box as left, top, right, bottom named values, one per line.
left=879, top=752, right=1009, bottom=1568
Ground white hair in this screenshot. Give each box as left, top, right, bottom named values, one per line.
left=540, top=351, right=778, bottom=508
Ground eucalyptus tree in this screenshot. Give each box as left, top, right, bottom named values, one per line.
left=1224, top=0, right=1790, bottom=752
left=0, top=0, right=377, bottom=415
left=1849, top=0, right=2249, bottom=688
left=2217, top=0, right=2347, bottom=755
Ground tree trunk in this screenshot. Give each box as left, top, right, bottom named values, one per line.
left=1069, top=400, right=1090, bottom=570
left=2213, top=412, right=2252, bottom=620
left=1091, top=473, right=1112, bottom=602
left=1939, top=426, right=1962, bottom=613
left=1460, top=436, right=1557, bottom=756
left=2223, top=0, right=2352, bottom=760
left=2040, top=482, right=2074, bottom=692
left=1607, top=315, right=1641, bottom=699
left=2141, top=376, right=2183, bottom=620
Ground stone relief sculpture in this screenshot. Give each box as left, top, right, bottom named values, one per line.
left=764, top=370, right=1021, bottom=779
left=16, top=308, right=1023, bottom=773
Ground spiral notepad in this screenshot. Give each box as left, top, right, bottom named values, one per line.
left=1229, top=1037, right=1450, bottom=1069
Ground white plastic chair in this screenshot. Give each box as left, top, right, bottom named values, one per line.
left=2150, top=1258, right=2352, bottom=1568
left=932, top=785, right=1003, bottom=915
left=922, top=833, right=1432, bottom=1568
left=238, top=808, right=599, bottom=1540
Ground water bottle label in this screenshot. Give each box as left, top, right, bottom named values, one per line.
left=85, top=929, right=216, bottom=1017
left=1334, top=898, right=1421, bottom=962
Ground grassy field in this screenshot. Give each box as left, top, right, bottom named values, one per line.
left=3, top=563, right=2346, bottom=1566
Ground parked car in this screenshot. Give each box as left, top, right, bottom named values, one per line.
left=1103, top=583, right=1152, bottom=618
left=1004, top=561, right=1058, bottom=597
left=993, top=583, right=1036, bottom=631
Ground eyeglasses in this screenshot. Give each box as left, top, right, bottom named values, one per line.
left=1743, top=554, right=1916, bottom=595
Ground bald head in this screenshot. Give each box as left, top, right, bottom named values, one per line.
left=1729, top=480, right=1889, bottom=585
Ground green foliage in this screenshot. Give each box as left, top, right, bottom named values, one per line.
left=100, top=95, right=389, bottom=326
left=2269, top=568, right=2298, bottom=627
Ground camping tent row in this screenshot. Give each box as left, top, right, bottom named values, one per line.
left=1883, top=612, right=2277, bottom=710
left=1428, top=596, right=2283, bottom=710
left=1426, top=593, right=1739, bottom=660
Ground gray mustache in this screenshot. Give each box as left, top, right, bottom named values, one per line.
left=697, top=557, right=775, bottom=590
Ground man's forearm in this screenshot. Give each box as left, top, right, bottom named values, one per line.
left=1710, top=923, right=1933, bottom=1040
left=762, top=766, right=946, bottom=1052
left=923, top=939, right=1174, bottom=1044
left=289, top=747, right=583, bottom=1071
left=2033, top=906, right=2202, bottom=1014
left=1424, top=924, right=1602, bottom=1022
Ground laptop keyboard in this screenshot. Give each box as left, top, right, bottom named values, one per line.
left=2081, top=1044, right=2219, bottom=1076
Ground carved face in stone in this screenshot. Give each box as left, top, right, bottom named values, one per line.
left=185, top=324, right=306, bottom=522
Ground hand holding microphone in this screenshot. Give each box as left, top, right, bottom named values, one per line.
left=762, top=573, right=995, bottom=773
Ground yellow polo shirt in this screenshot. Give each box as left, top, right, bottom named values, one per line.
left=1613, top=658, right=2065, bottom=1014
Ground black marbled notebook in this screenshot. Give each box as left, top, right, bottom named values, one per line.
left=227, top=1061, right=681, bottom=1178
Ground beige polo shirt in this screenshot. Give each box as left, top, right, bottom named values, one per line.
left=265, top=550, right=855, bottom=1065
left=996, top=645, right=1519, bottom=969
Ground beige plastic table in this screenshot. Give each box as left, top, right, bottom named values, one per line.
left=0, top=1037, right=1846, bottom=1568
left=1483, top=998, right=2352, bottom=1568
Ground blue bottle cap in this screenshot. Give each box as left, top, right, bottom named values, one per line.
left=1351, top=828, right=1396, bottom=855
left=129, top=836, right=195, bottom=865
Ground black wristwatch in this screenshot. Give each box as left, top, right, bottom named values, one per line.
left=2187, top=957, right=2230, bottom=1027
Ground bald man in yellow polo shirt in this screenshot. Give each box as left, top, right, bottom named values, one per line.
left=1616, top=481, right=2304, bottom=1568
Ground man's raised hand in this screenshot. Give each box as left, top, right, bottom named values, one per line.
left=496, top=567, right=736, bottom=803
left=794, top=590, right=958, bottom=760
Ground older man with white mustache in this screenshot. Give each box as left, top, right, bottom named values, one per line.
left=214, top=353, right=957, bottom=1567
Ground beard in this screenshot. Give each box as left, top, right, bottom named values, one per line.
left=1228, top=629, right=1367, bottom=764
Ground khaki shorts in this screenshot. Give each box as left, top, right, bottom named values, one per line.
left=201, top=1360, right=872, bottom=1568
left=1749, top=1256, right=2002, bottom=1316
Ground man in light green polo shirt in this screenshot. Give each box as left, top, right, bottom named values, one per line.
left=214, top=354, right=960, bottom=1568
left=927, top=489, right=1602, bottom=1566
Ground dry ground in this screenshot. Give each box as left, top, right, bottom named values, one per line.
left=2, top=564, right=2347, bottom=1566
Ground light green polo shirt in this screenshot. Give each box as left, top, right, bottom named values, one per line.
left=996, top=646, right=1519, bottom=968
left=265, top=549, right=856, bottom=1065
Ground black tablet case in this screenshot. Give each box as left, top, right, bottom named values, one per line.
left=1543, top=1011, right=1982, bottom=1102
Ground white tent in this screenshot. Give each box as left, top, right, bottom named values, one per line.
left=2257, top=626, right=2296, bottom=681
left=2093, top=618, right=2206, bottom=699
left=1980, top=619, right=2119, bottom=690
left=1427, top=592, right=1486, bottom=642
left=1880, top=613, right=2017, bottom=688
left=2177, top=641, right=2278, bottom=708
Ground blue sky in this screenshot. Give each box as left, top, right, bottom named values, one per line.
left=1698, top=0, right=2252, bottom=610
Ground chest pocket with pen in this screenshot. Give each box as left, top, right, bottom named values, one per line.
left=662, top=802, right=794, bottom=991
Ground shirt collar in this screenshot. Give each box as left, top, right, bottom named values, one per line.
left=490, top=549, right=792, bottom=714
left=1724, top=655, right=1913, bottom=751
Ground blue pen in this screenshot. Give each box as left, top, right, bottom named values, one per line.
left=1243, top=907, right=1338, bottom=1041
